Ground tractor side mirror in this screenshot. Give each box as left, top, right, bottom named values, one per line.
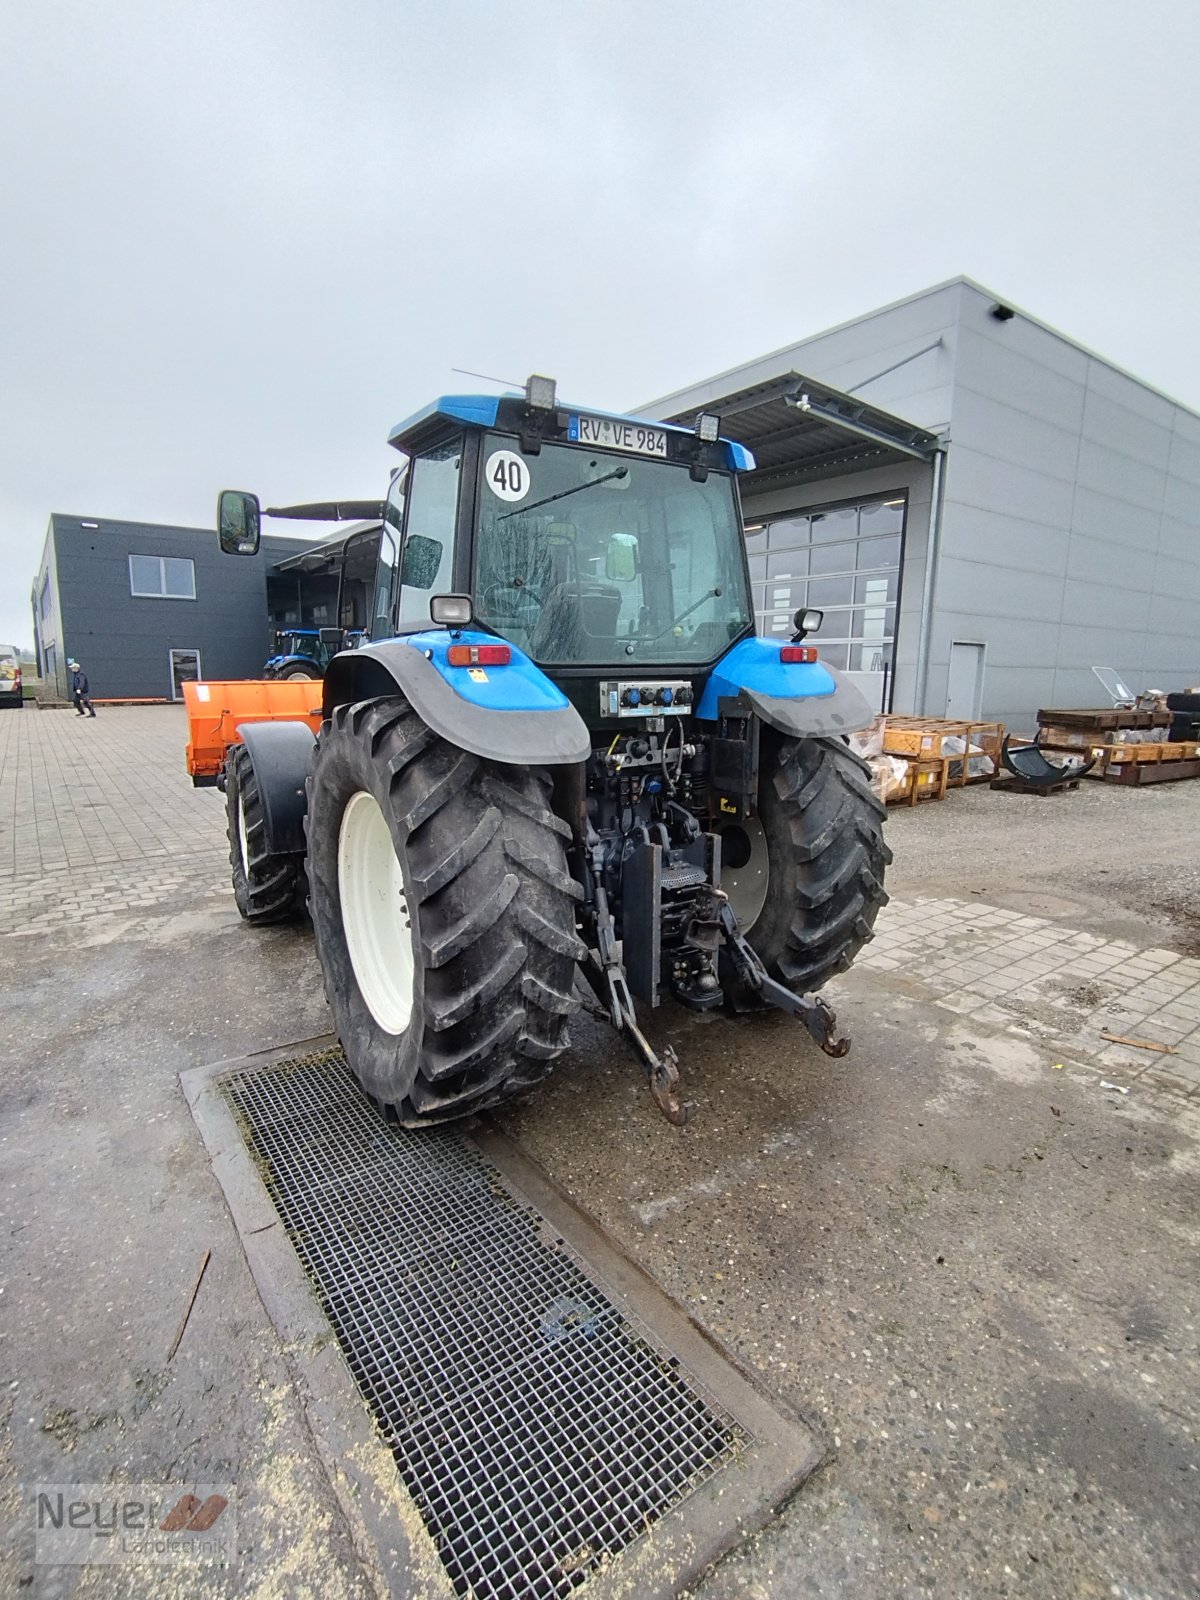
left=604, top=534, right=639, bottom=582
left=400, top=534, right=444, bottom=589
left=791, top=606, right=824, bottom=642
left=318, top=627, right=343, bottom=649
left=218, top=490, right=261, bottom=555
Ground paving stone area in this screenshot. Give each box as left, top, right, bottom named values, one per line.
left=3, top=704, right=1198, bottom=1097
left=861, top=896, right=1200, bottom=1096
left=0, top=703, right=223, bottom=877
left=0, top=705, right=228, bottom=926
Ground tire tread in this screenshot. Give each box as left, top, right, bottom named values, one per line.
left=226, top=744, right=307, bottom=925
left=307, top=697, right=580, bottom=1125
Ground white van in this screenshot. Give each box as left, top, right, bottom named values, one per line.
left=0, top=646, right=23, bottom=709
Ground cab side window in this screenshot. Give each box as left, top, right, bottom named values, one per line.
left=397, top=444, right=460, bottom=630
left=373, top=529, right=398, bottom=633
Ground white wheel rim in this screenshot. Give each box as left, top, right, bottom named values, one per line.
left=236, top=791, right=250, bottom=875
left=720, top=817, right=770, bottom=930
left=337, top=790, right=415, bottom=1036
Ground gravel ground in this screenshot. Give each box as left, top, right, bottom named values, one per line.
left=885, top=779, right=1200, bottom=954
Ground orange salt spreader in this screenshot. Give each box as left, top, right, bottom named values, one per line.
left=183, top=678, right=324, bottom=786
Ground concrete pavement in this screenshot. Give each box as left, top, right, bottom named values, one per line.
left=0, top=706, right=1196, bottom=1597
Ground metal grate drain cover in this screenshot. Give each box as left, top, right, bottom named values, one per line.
left=223, top=1052, right=748, bottom=1599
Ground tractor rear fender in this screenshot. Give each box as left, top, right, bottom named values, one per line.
left=697, top=636, right=874, bottom=738
left=236, top=721, right=317, bottom=855
left=322, top=635, right=592, bottom=766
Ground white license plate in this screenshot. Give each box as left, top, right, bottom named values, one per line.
left=569, top=414, right=668, bottom=457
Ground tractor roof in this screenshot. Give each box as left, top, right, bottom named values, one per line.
left=387, top=393, right=755, bottom=472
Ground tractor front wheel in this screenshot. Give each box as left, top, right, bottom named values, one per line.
left=305, top=697, right=584, bottom=1126
left=225, top=744, right=308, bottom=924
left=719, top=733, right=890, bottom=996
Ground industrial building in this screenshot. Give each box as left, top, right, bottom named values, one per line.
left=31, top=280, right=1199, bottom=722
left=645, top=277, right=1200, bottom=730
left=31, top=515, right=316, bottom=700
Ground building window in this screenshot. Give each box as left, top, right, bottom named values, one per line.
left=747, top=494, right=906, bottom=677
left=129, top=554, right=196, bottom=599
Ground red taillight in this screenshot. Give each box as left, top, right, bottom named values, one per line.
left=12, top=668, right=21, bottom=687
left=780, top=645, right=818, bottom=663
left=447, top=643, right=511, bottom=667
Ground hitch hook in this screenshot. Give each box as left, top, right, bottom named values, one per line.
left=583, top=830, right=693, bottom=1126
left=600, top=964, right=693, bottom=1127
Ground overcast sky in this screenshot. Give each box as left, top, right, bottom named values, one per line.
left=2, top=0, right=1197, bottom=648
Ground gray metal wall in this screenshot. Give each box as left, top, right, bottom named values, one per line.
left=740, top=460, right=934, bottom=714
left=650, top=277, right=1200, bottom=729
left=31, top=520, right=65, bottom=693
left=932, top=283, right=1200, bottom=729
left=646, top=280, right=962, bottom=434
left=649, top=281, right=962, bottom=716
left=46, top=516, right=300, bottom=698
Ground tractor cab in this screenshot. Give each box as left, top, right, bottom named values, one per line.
left=385, top=380, right=757, bottom=724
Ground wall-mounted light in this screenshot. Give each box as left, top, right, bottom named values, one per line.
left=990, top=304, right=1015, bottom=322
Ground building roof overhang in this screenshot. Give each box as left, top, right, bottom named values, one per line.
left=269, top=520, right=380, bottom=574
left=659, top=372, right=942, bottom=494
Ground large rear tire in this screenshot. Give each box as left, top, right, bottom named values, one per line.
left=719, top=733, right=890, bottom=995
left=306, top=697, right=584, bottom=1126
left=225, top=744, right=308, bottom=924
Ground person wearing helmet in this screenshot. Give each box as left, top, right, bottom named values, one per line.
left=69, top=661, right=96, bottom=717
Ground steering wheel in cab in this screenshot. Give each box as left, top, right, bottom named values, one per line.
left=482, top=580, right=544, bottom=622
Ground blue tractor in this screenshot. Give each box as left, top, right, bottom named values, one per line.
left=214, top=378, right=889, bottom=1124
left=263, top=628, right=331, bottom=680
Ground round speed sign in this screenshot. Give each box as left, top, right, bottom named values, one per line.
left=484, top=450, right=531, bottom=503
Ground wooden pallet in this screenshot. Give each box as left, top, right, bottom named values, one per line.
left=1091, top=755, right=1200, bottom=786
left=1036, top=706, right=1172, bottom=732
left=880, top=716, right=1004, bottom=788
left=990, top=775, right=1082, bottom=798
left=1099, top=739, right=1200, bottom=764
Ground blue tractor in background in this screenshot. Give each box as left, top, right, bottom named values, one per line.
left=263, top=627, right=333, bottom=680
left=213, top=377, right=889, bottom=1125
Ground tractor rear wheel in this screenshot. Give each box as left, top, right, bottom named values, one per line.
left=719, top=733, right=889, bottom=996
left=305, top=697, right=584, bottom=1126
left=281, top=665, right=321, bottom=680
left=225, top=743, right=308, bottom=924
